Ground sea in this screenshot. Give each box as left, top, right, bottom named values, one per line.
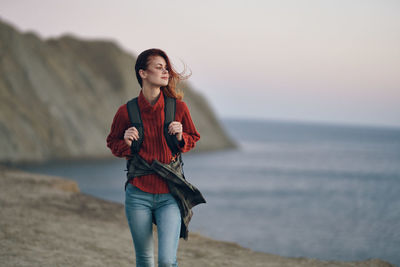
left=18, top=118, right=400, bottom=266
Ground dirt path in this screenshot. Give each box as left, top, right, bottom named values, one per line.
left=0, top=167, right=395, bottom=267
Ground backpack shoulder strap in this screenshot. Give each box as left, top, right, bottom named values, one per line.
left=126, top=97, right=144, bottom=154
left=164, top=96, right=175, bottom=125
left=163, top=96, right=180, bottom=156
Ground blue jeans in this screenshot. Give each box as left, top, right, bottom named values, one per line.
left=125, top=183, right=181, bottom=267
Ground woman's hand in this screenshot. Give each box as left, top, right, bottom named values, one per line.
left=124, top=127, right=139, bottom=146
left=168, top=121, right=183, bottom=141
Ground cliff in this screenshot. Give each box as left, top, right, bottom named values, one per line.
left=0, top=19, right=235, bottom=163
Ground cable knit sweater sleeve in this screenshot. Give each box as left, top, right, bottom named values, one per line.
left=106, top=104, right=132, bottom=158
left=176, top=100, right=200, bottom=153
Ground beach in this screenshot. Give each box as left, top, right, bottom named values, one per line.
left=0, top=166, right=394, bottom=267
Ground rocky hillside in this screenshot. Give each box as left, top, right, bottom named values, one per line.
left=0, top=19, right=235, bottom=163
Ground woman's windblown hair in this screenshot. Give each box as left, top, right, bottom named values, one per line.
left=135, top=48, right=191, bottom=100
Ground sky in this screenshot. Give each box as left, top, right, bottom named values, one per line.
left=1, top=0, right=400, bottom=127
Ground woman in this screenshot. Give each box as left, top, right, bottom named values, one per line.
left=106, top=48, right=201, bottom=267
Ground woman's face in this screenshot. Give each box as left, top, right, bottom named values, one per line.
left=141, top=56, right=169, bottom=87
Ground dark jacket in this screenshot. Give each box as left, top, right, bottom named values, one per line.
left=126, top=153, right=206, bottom=240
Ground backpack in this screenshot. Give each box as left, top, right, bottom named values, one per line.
left=124, top=94, right=183, bottom=189
left=126, top=95, right=180, bottom=156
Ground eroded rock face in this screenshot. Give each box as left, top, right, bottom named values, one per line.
left=0, top=20, right=235, bottom=163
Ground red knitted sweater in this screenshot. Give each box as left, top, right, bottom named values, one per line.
left=106, top=90, right=200, bottom=193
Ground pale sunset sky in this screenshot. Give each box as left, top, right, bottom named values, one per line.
left=2, top=0, right=400, bottom=127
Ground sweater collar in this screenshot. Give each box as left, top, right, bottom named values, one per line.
left=138, top=89, right=165, bottom=112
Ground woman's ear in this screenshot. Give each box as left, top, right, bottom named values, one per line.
left=139, top=69, right=147, bottom=79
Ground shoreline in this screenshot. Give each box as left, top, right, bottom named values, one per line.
left=0, top=166, right=395, bottom=267
left=1, top=145, right=238, bottom=167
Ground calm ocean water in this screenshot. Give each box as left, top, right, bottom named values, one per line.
left=19, top=119, right=400, bottom=266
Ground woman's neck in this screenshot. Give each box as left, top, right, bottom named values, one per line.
left=142, top=86, right=161, bottom=106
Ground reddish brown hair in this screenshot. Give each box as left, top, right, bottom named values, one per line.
left=134, top=48, right=190, bottom=100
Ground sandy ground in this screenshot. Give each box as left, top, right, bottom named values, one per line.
left=0, top=166, right=395, bottom=267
